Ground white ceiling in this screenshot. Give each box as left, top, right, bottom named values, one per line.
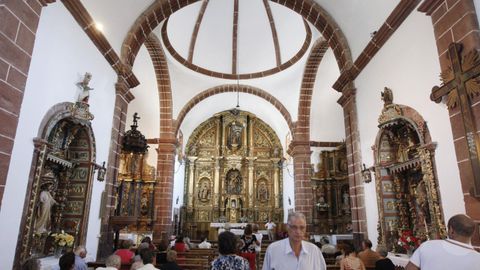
left=80, top=0, right=401, bottom=153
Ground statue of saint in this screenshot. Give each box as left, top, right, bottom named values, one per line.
left=258, top=184, right=268, bottom=201
left=199, top=182, right=210, bottom=200
left=228, top=121, right=243, bottom=149
left=227, top=170, right=241, bottom=194
left=381, top=87, right=393, bottom=107
left=34, top=183, right=57, bottom=234
left=76, top=72, right=93, bottom=104
left=342, top=191, right=350, bottom=214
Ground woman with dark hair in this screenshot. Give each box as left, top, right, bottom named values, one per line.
left=114, top=239, right=135, bottom=264
left=141, top=236, right=157, bottom=251
left=239, top=224, right=259, bottom=270
left=59, top=252, right=75, bottom=270
left=340, top=243, right=366, bottom=270
left=173, top=235, right=189, bottom=253
left=212, top=231, right=249, bottom=270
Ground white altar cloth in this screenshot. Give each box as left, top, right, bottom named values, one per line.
left=387, top=252, right=410, bottom=267
left=37, top=256, right=59, bottom=270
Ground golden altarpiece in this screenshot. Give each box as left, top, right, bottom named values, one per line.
left=110, top=113, right=157, bottom=243
left=373, top=88, right=446, bottom=252
left=15, top=74, right=103, bottom=267
left=311, top=144, right=352, bottom=234
left=182, top=110, right=283, bottom=239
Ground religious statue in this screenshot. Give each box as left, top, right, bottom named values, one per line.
left=381, top=87, right=393, bottom=107
left=228, top=121, right=243, bottom=149
left=257, top=183, right=268, bottom=201
left=34, top=183, right=57, bottom=234
left=342, top=191, right=350, bottom=214
left=133, top=112, right=140, bottom=127
left=198, top=182, right=210, bottom=201
left=227, top=170, right=242, bottom=194
left=76, top=72, right=93, bottom=104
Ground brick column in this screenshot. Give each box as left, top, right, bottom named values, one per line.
left=97, top=77, right=133, bottom=259
left=153, top=137, right=176, bottom=242
left=338, top=87, right=366, bottom=248
left=0, top=0, right=52, bottom=210
left=418, top=0, right=480, bottom=246
left=289, top=140, right=314, bottom=224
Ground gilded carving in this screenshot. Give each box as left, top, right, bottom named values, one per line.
left=183, top=110, right=283, bottom=231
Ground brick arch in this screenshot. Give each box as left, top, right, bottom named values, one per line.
left=121, top=0, right=352, bottom=74
left=295, top=39, right=329, bottom=142
left=144, top=34, right=174, bottom=138
left=175, top=84, right=294, bottom=135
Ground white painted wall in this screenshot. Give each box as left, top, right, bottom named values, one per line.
left=355, top=11, right=464, bottom=248
left=0, top=4, right=117, bottom=268
left=172, top=158, right=185, bottom=219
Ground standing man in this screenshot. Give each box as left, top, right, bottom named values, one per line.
left=357, top=239, right=381, bottom=268
left=73, top=246, right=88, bottom=270
left=405, top=214, right=480, bottom=270
left=265, top=220, right=276, bottom=241
left=262, top=212, right=326, bottom=270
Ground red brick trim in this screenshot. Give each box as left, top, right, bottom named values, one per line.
left=60, top=0, right=139, bottom=88
left=232, top=0, right=239, bottom=74
left=187, top=0, right=209, bottom=63
left=263, top=0, right=282, bottom=66
left=161, top=18, right=312, bottom=79
left=420, top=0, right=480, bottom=246
left=295, top=39, right=329, bottom=142
left=144, top=34, right=174, bottom=139
left=418, top=0, right=443, bottom=15
left=174, top=84, right=294, bottom=135
left=0, top=0, right=47, bottom=211
left=337, top=87, right=367, bottom=245
left=310, top=141, right=343, bottom=147
left=120, top=0, right=352, bottom=79
left=97, top=77, right=131, bottom=259
left=38, top=0, right=56, bottom=6
left=333, top=0, right=421, bottom=91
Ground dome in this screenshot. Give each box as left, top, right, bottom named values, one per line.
left=161, top=0, right=311, bottom=79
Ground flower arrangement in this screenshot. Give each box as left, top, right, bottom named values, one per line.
left=51, top=231, right=74, bottom=247
left=397, top=230, right=419, bottom=251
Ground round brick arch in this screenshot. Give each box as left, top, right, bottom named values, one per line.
left=174, top=84, right=294, bottom=135
left=295, top=39, right=329, bottom=141
left=121, top=0, right=352, bottom=73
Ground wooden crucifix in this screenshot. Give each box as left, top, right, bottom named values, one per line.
left=430, top=42, right=480, bottom=197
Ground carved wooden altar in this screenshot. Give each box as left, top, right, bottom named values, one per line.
left=311, top=144, right=352, bottom=234
left=182, top=110, right=283, bottom=239
left=373, top=88, right=446, bottom=252
left=15, top=102, right=97, bottom=265
left=111, top=113, right=156, bottom=234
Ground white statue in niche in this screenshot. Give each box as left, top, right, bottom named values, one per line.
left=34, top=182, right=57, bottom=234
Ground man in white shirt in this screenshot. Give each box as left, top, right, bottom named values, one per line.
left=406, top=214, right=480, bottom=270
left=265, top=220, right=276, bottom=241
left=262, top=212, right=326, bottom=270
left=198, top=237, right=212, bottom=249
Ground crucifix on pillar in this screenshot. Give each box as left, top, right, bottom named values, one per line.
left=430, top=42, right=480, bottom=197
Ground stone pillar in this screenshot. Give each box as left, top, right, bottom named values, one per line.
left=418, top=0, right=480, bottom=247
left=247, top=157, right=256, bottom=207
left=97, top=77, right=134, bottom=259
left=186, top=157, right=197, bottom=208
left=290, top=140, right=313, bottom=224
left=272, top=158, right=280, bottom=208
left=337, top=87, right=366, bottom=248
left=153, top=137, right=176, bottom=241
left=213, top=157, right=220, bottom=208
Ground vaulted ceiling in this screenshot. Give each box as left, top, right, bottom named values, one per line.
left=77, top=0, right=401, bottom=153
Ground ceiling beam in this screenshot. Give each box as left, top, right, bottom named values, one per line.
left=263, top=0, right=282, bottom=66
left=187, top=0, right=210, bottom=63
left=332, top=0, right=421, bottom=92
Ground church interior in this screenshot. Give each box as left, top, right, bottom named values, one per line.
left=1, top=0, right=480, bottom=269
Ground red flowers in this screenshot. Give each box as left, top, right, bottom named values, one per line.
left=397, top=230, right=419, bottom=250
